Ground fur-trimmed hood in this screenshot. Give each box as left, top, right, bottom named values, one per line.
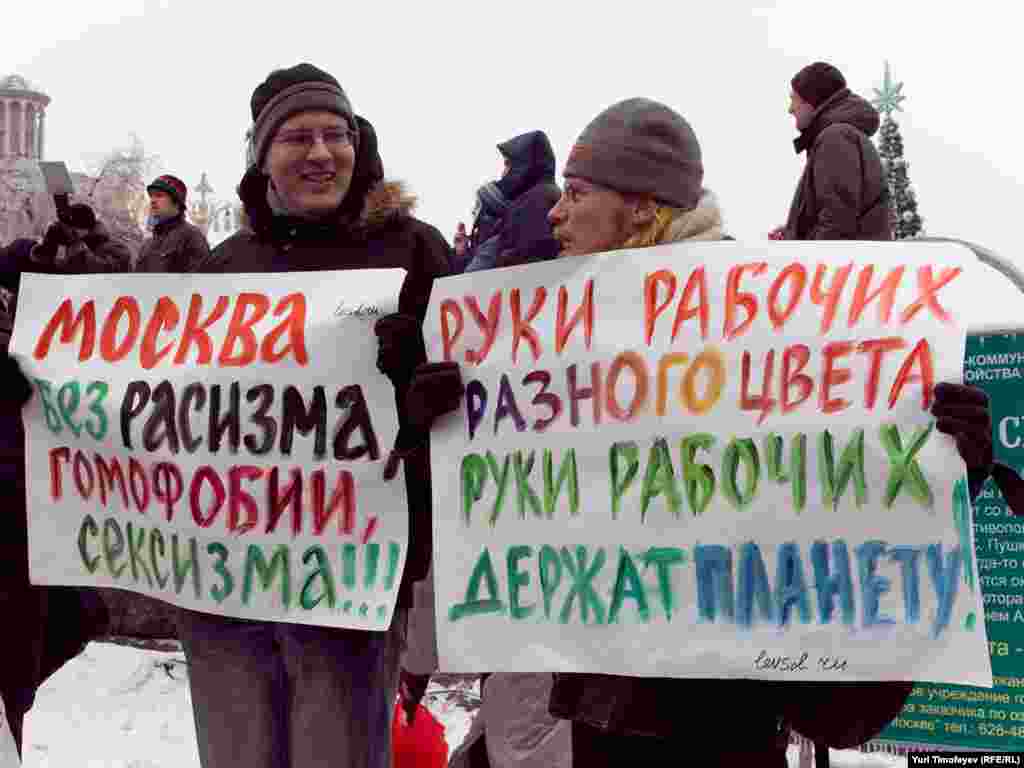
left=359, top=179, right=418, bottom=228
left=659, top=190, right=724, bottom=243
left=237, top=168, right=419, bottom=240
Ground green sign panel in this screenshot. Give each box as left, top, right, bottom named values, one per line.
left=880, top=333, right=1024, bottom=750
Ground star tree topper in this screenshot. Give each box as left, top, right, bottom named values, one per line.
left=872, top=60, right=906, bottom=117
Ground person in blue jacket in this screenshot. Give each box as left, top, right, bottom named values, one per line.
left=451, top=130, right=561, bottom=274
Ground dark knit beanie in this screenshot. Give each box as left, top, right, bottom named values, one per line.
left=67, top=203, right=97, bottom=230
left=563, top=98, right=703, bottom=210
left=791, top=62, right=847, bottom=108
left=147, top=175, right=188, bottom=208
left=250, top=63, right=356, bottom=170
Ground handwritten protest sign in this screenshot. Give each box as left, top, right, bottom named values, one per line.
left=11, top=270, right=409, bottom=631
left=426, top=241, right=992, bottom=684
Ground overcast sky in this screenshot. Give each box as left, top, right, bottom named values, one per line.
left=6, top=0, right=1022, bottom=318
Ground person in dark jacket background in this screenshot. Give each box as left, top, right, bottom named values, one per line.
left=0, top=211, right=121, bottom=755
left=55, top=202, right=135, bottom=273
left=0, top=202, right=133, bottom=294
left=134, top=174, right=211, bottom=272
left=0, top=300, right=42, bottom=756
left=178, top=62, right=451, bottom=768
left=451, top=130, right=560, bottom=273
left=770, top=61, right=892, bottom=242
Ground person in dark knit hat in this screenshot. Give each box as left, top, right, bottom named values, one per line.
left=0, top=201, right=132, bottom=292
left=134, top=173, right=210, bottom=271
left=147, top=174, right=188, bottom=211
left=769, top=61, right=892, bottom=241
left=174, top=62, right=455, bottom=768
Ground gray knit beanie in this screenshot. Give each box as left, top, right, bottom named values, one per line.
left=249, top=63, right=356, bottom=170
left=563, top=97, right=703, bottom=210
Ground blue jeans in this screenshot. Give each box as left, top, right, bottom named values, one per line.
left=177, top=609, right=405, bottom=768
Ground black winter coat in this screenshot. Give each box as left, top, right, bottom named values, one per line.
left=135, top=214, right=210, bottom=272
left=493, top=182, right=561, bottom=269
left=196, top=116, right=450, bottom=604
left=62, top=221, right=134, bottom=274
left=0, top=221, right=133, bottom=295
left=0, top=244, right=114, bottom=748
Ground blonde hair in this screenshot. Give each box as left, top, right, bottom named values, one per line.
left=622, top=205, right=687, bottom=249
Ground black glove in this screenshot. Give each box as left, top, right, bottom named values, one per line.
left=374, top=313, right=425, bottom=390
left=54, top=193, right=71, bottom=222
left=932, top=381, right=1024, bottom=515
left=398, top=668, right=431, bottom=725
left=33, top=222, right=76, bottom=263
left=0, top=351, right=33, bottom=410
left=932, top=382, right=992, bottom=492
left=381, top=362, right=465, bottom=481
left=991, top=463, right=1024, bottom=517
left=45, top=222, right=77, bottom=248
left=374, top=311, right=464, bottom=481
left=406, top=362, right=464, bottom=432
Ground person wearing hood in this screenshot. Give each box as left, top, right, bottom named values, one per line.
left=176, top=62, right=452, bottom=768
left=451, top=130, right=561, bottom=274
left=770, top=62, right=892, bottom=241
left=134, top=174, right=211, bottom=272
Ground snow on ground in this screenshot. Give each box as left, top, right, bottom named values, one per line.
left=418, top=676, right=477, bottom=757
left=23, top=643, right=197, bottom=768
left=19, top=641, right=907, bottom=767
left=20, top=641, right=476, bottom=768
left=787, top=745, right=906, bottom=768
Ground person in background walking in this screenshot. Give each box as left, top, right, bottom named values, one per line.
left=769, top=61, right=891, bottom=242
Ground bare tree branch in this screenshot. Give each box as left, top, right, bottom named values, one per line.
left=1, top=135, right=158, bottom=245
left=88, top=134, right=160, bottom=199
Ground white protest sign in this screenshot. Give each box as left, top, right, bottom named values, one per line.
left=11, top=270, right=409, bottom=631
left=426, top=241, right=993, bottom=685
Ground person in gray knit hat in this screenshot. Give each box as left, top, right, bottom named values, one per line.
left=546, top=97, right=933, bottom=768
left=547, top=99, right=792, bottom=768
left=548, top=97, right=722, bottom=260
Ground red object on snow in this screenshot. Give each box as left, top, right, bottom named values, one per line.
left=392, top=699, right=448, bottom=768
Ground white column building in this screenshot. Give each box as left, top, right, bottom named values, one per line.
left=0, top=74, right=51, bottom=160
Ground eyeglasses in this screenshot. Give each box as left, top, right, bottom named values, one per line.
left=562, top=180, right=600, bottom=203
left=272, top=126, right=354, bottom=150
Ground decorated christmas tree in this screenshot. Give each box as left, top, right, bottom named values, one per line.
left=873, top=62, right=924, bottom=239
